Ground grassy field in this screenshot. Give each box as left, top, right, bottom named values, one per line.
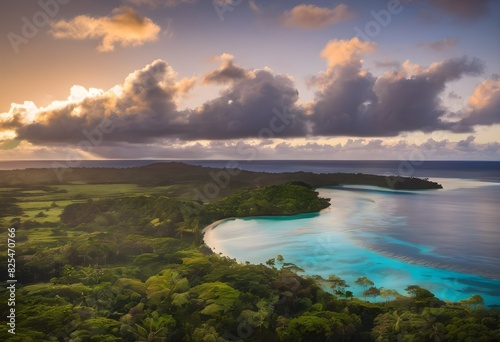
left=0, top=182, right=199, bottom=252
left=3, top=183, right=182, bottom=220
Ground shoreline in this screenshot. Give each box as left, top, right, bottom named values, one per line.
left=202, top=217, right=236, bottom=256
left=202, top=217, right=236, bottom=234
left=199, top=185, right=500, bottom=306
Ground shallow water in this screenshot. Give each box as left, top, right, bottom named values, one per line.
left=204, top=178, right=500, bottom=306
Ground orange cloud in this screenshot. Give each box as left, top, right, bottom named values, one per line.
left=282, top=4, right=354, bottom=29
left=50, top=7, right=161, bottom=52
left=320, top=37, right=376, bottom=69
left=467, top=77, right=500, bottom=110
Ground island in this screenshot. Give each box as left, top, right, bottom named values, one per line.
left=1, top=163, right=498, bottom=342
left=0, top=162, right=442, bottom=191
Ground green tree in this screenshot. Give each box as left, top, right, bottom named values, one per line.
left=192, top=324, right=220, bottom=342
left=363, top=287, right=381, bottom=300
left=327, top=274, right=349, bottom=297
left=405, top=285, right=441, bottom=308
left=379, top=288, right=401, bottom=301
left=429, top=322, right=446, bottom=342
left=239, top=299, right=274, bottom=332
left=266, top=258, right=276, bottom=268
left=190, top=282, right=240, bottom=318
left=145, top=269, right=190, bottom=309
left=459, top=294, right=484, bottom=310
left=277, top=314, right=332, bottom=341
left=123, top=311, right=175, bottom=342
left=355, top=276, right=374, bottom=290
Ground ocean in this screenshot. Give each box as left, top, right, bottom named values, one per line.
left=2, top=160, right=500, bottom=305
left=194, top=161, right=500, bottom=306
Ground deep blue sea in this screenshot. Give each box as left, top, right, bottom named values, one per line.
left=2, top=160, right=500, bottom=305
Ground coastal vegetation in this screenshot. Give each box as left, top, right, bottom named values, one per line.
left=1, top=164, right=497, bottom=341
left=0, top=162, right=442, bottom=191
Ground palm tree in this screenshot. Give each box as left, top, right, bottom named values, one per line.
left=127, top=312, right=174, bottom=342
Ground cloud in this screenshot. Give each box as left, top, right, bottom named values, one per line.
left=454, top=75, right=500, bottom=129
left=248, top=0, right=261, bottom=13
left=203, top=54, right=254, bottom=84
left=429, top=0, right=492, bottom=20
left=418, top=38, right=459, bottom=52
left=180, top=137, right=499, bottom=160
left=50, top=7, right=161, bottom=52
left=0, top=101, right=37, bottom=131
left=456, top=135, right=476, bottom=151
left=282, top=4, right=354, bottom=29
left=3, top=42, right=493, bottom=149
left=15, top=60, right=191, bottom=143
left=8, top=135, right=497, bottom=160
left=0, top=139, right=21, bottom=150
left=12, top=58, right=306, bottom=144
left=448, top=91, right=462, bottom=100
left=310, top=38, right=485, bottom=136
left=125, top=0, right=197, bottom=7
left=414, top=0, right=493, bottom=20
left=188, top=68, right=307, bottom=139
left=320, top=37, right=376, bottom=69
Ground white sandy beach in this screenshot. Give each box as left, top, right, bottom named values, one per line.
left=202, top=218, right=235, bottom=256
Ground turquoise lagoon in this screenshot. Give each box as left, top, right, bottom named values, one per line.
left=204, top=178, right=500, bottom=306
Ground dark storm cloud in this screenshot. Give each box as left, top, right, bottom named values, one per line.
left=14, top=58, right=307, bottom=143
left=310, top=55, right=485, bottom=136
left=6, top=50, right=492, bottom=145
left=202, top=54, right=252, bottom=84
left=0, top=111, right=24, bottom=130
left=310, top=64, right=380, bottom=136
left=185, top=68, right=307, bottom=139
left=16, top=60, right=186, bottom=144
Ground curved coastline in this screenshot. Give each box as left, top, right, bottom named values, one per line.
left=202, top=217, right=237, bottom=255
left=204, top=214, right=500, bottom=305
left=202, top=211, right=326, bottom=256
left=201, top=184, right=500, bottom=306
left=202, top=217, right=235, bottom=234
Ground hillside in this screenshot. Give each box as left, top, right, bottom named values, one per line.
left=0, top=162, right=443, bottom=195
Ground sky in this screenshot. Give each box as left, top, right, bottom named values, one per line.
left=1, top=0, right=500, bottom=160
